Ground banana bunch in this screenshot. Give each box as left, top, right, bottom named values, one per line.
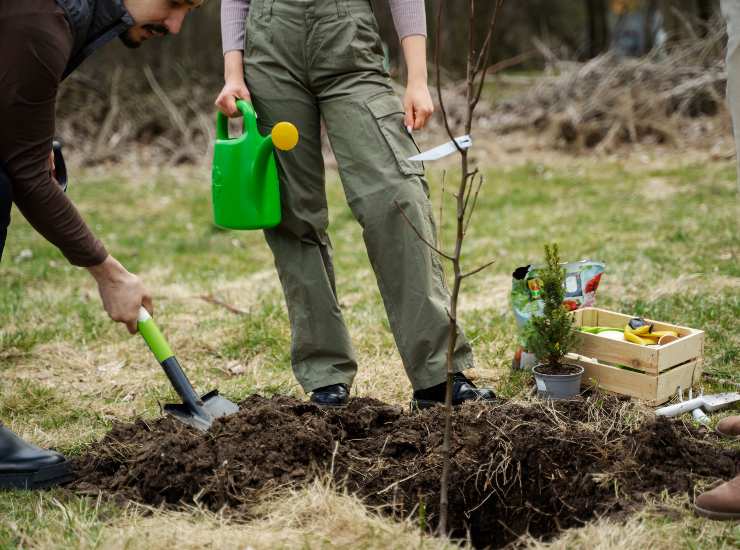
left=623, top=322, right=678, bottom=346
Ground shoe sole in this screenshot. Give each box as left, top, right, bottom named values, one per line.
left=0, top=461, right=74, bottom=490
left=693, top=503, right=740, bottom=521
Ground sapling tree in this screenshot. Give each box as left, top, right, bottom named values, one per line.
left=523, top=243, right=577, bottom=372
left=395, top=0, right=504, bottom=536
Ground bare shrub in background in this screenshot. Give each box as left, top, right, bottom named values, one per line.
left=490, top=19, right=730, bottom=151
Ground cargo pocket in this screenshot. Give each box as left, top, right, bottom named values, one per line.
left=365, top=93, right=425, bottom=176
left=244, top=13, right=272, bottom=58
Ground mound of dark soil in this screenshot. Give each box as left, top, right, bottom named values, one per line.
left=72, top=396, right=738, bottom=548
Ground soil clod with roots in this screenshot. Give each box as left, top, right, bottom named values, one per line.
left=72, top=395, right=738, bottom=548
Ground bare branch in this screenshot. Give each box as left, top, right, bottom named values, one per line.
left=438, top=170, right=447, bottom=249
left=435, top=0, right=463, bottom=152
left=199, top=294, right=247, bottom=315
left=143, top=65, right=199, bottom=162
left=483, top=50, right=537, bottom=77
left=461, top=168, right=480, bottom=221
left=464, top=172, right=485, bottom=234
left=471, top=0, right=505, bottom=115
left=394, top=200, right=455, bottom=262
left=461, top=258, right=497, bottom=280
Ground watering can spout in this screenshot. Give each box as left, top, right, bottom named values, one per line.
left=252, top=122, right=299, bottom=179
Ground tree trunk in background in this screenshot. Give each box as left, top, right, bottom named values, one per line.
left=585, top=0, right=610, bottom=58
left=644, top=0, right=659, bottom=51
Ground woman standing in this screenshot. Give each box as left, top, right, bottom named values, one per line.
left=215, top=0, right=495, bottom=408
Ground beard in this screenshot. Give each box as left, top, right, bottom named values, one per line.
left=119, top=24, right=170, bottom=49
left=119, top=30, right=142, bottom=49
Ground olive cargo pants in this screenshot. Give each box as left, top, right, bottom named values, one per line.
left=244, top=0, right=474, bottom=392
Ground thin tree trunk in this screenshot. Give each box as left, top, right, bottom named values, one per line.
left=436, top=0, right=503, bottom=536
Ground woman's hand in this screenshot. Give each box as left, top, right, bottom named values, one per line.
left=215, top=50, right=251, bottom=117
left=403, top=80, right=434, bottom=131
left=215, top=79, right=251, bottom=117
left=400, top=35, right=434, bottom=132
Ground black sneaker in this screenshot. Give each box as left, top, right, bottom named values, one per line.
left=411, top=373, right=495, bottom=410
left=310, top=383, right=350, bottom=407
left=0, top=426, right=73, bottom=490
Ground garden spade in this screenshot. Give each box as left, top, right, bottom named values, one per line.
left=137, top=307, right=239, bottom=431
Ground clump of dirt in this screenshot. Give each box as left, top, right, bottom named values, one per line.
left=72, top=395, right=738, bottom=548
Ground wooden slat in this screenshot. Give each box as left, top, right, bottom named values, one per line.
left=571, top=357, right=657, bottom=401
left=582, top=308, right=597, bottom=326
left=590, top=308, right=630, bottom=328
left=654, top=359, right=703, bottom=405
left=571, top=309, right=583, bottom=326
left=574, top=332, right=659, bottom=374
left=656, top=331, right=704, bottom=372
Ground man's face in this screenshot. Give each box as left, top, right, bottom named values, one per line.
left=120, top=0, right=202, bottom=49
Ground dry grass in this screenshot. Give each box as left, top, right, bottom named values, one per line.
left=6, top=481, right=458, bottom=550
left=521, top=494, right=740, bottom=550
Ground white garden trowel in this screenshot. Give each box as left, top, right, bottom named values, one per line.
left=655, top=390, right=740, bottom=426
left=409, top=135, right=473, bottom=161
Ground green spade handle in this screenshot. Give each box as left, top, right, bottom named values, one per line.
left=137, top=307, right=173, bottom=362
left=137, top=307, right=202, bottom=410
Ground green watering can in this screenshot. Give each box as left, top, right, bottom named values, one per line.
left=211, top=100, right=299, bottom=230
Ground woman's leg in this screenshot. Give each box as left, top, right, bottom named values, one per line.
left=244, top=0, right=357, bottom=393
left=308, top=0, right=475, bottom=391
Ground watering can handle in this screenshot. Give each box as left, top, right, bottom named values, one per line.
left=216, top=99, right=259, bottom=140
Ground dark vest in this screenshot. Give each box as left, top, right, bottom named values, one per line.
left=54, top=0, right=134, bottom=79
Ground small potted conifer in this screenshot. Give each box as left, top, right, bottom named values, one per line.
left=524, top=243, right=584, bottom=399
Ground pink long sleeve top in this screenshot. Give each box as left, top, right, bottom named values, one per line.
left=221, top=0, right=427, bottom=54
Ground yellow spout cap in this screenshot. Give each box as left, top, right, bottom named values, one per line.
left=271, top=121, right=299, bottom=151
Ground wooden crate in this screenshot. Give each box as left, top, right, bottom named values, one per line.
left=568, top=307, right=704, bottom=405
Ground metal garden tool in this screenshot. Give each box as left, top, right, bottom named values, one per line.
left=408, top=134, right=472, bottom=161
left=137, top=307, right=239, bottom=431
left=655, top=391, right=740, bottom=419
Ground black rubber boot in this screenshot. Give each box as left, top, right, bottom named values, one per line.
left=411, top=373, right=496, bottom=410
left=0, top=425, right=72, bottom=490
left=310, top=383, right=350, bottom=407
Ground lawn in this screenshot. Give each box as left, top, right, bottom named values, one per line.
left=0, top=148, right=738, bottom=548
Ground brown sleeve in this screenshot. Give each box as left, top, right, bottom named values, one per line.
left=0, top=1, right=107, bottom=267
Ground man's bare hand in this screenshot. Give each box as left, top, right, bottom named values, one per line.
left=87, top=255, right=153, bottom=334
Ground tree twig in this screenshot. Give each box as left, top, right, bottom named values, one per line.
left=471, top=0, right=505, bottom=119
left=199, top=294, right=247, bottom=316
left=461, top=258, right=496, bottom=280
left=394, top=200, right=455, bottom=261
left=464, top=172, right=485, bottom=234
